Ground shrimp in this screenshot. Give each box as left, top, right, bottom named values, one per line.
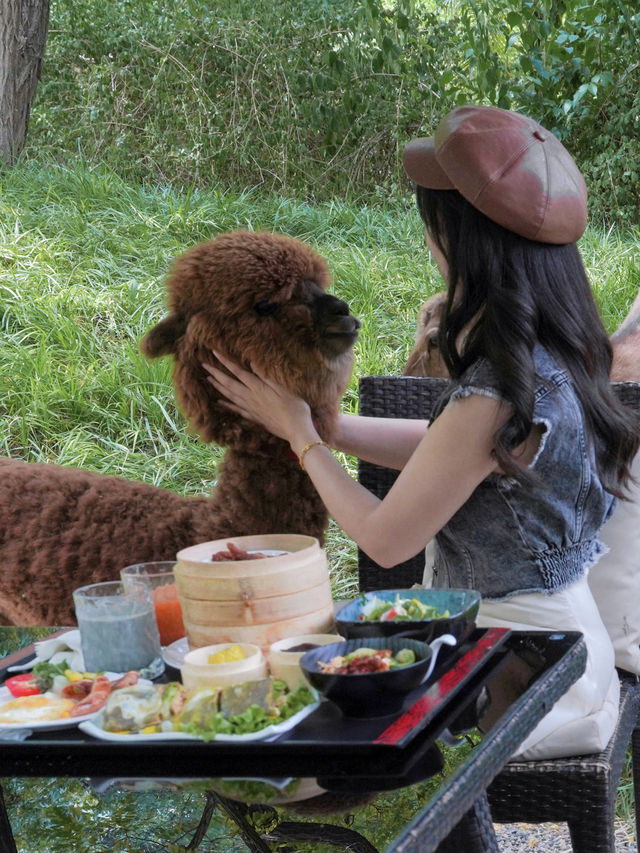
left=69, top=674, right=112, bottom=717
left=111, top=671, right=139, bottom=690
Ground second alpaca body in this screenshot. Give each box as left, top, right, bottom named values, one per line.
left=404, top=290, right=640, bottom=381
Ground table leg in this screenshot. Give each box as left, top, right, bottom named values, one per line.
left=0, top=784, right=18, bottom=853
left=433, top=794, right=499, bottom=853
left=210, top=792, right=381, bottom=853
left=267, top=820, right=380, bottom=852
left=208, top=793, right=273, bottom=853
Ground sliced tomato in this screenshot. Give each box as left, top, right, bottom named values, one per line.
left=380, top=608, right=398, bottom=621
left=5, top=673, right=41, bottom=697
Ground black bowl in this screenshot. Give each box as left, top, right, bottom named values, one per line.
left=299, top=637, right=433, bottom=718
left=335, top=588, right=480, bottom=644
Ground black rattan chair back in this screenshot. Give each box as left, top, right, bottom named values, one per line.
left=358, top=377, right=450, bottom=591
left=357, top=375, right=640, bottom=853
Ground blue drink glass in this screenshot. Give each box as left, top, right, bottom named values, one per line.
left=73, top=580, right=164, bottom=677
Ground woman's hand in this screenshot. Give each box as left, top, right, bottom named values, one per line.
left=202, top=353, right=318, bottom=450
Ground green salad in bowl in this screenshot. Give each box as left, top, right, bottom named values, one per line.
left=336, top=588, right=481, bottom=644
left=360, top=594, right=450, bottom=622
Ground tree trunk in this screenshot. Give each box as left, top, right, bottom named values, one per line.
left=0, top=0, right=49, bottom=165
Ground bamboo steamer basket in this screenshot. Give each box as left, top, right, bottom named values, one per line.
left=175, top=534, right=336, bottom=651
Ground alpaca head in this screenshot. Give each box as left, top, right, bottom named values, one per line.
left=402, top=291, right=449, bottom=378
left=141, top=231, right=360, bottom=451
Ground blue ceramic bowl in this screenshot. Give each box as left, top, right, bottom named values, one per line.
left=299, top=636, right=434, bottom=718
left=335, top=588, right=481, bottom=644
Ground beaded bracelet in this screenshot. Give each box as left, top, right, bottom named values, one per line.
left=298, top=440, right=330, bottom=471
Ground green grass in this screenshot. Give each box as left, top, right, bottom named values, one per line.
left=2, top=161, right=640, bottom=600
left=1, top=162, right=639, bottom=845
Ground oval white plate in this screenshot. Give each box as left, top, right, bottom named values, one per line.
left=79, top=700, right=319, bottom=742
left=0, top=673, right=149, bottom=732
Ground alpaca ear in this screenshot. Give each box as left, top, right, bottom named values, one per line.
left=140, top=313, right=188, bottom=358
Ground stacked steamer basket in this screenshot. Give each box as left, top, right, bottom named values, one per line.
left=175, top=534, right=335, bottom=651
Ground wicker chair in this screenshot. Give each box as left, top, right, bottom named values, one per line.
left=357, top=375, right=640, bottom=853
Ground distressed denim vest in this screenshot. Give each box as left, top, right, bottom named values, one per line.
left=433, top=345, right=616, bottom=600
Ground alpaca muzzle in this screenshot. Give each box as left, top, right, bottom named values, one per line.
left=312, top=292, right=361, bottom=357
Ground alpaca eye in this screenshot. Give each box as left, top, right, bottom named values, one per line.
left=254, top=300, right=280, bottom=317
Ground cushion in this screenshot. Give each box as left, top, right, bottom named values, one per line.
left=588, top=451, right=640, bottom=675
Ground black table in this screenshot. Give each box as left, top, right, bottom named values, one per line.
left=0, top=626, right=586, bottom=853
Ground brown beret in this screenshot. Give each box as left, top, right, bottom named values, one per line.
left=403, top=105, right=587, bottom=244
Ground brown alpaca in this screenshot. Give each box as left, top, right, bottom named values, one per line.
left=404, top=290, right=640, bottom=381
left=610, top=289, right=640, bottom=381
left=0, top=231, right=360, bottom=627
left=402, top=292, right=448, bottom=377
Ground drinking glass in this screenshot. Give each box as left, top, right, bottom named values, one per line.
left=73, top=580, right=164, bottom=677
left=121, top=561, right=185, bottom=646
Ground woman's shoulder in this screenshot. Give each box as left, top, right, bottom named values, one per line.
left=451, top=356, right=504, bottom=404
left=456, top=346, right=569, bottom=395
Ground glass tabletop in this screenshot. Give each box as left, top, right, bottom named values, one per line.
left=0, top=626, right=586, bottom=853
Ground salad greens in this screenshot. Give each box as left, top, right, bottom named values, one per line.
left=359, top=595, right=450, bottom=622
left=174, top=678, right=316, bottom=741
left=31, top=659, right=72, bottom=692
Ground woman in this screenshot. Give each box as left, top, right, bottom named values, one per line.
left=204, top=105, right=638, bottom=758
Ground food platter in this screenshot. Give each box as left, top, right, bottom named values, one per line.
left=0, top=628, right=513, bottom=764
left=0, top=636, right=320, bottom=743
left=79, top=700, right=320, bottom=743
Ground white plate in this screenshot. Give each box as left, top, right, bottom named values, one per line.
left=163, top=637, right=190, bottom=669
left=90, top=776, right=294, bottom=794
left=0, top=674, right=150, bottom=732
left=79, top=700, right=320, bottom=742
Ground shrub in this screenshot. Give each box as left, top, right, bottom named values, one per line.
left=25, top=0, right=638, bottom=224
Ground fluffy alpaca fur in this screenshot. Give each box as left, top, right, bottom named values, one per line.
left=402, top=292, right=448, bottom=377
left=610, top=289, right=640, bottom=381
left=404, top=290, right=640, bottom=381
left=0, top=231, right=360, bottom=626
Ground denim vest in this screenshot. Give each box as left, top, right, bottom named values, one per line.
left=433, top=346, right=616, bottom=600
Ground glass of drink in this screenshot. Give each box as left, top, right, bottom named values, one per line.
left=73, top=580, right=164, bottom=677
left=120, top=562, right=185, bottom=647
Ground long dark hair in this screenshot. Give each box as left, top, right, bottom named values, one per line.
left=416, top=185, right=638, bottom=495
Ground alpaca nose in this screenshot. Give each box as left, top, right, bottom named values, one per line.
left=313, top=293, right=360, bottom=327
left=313, top=293, right=360, bottom=355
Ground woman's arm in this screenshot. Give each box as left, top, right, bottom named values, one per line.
left=297, top=394, right=507, bottom=567
left=203, top=354, right=510, bottom=569
left=333, top=414, right=429, bottom=470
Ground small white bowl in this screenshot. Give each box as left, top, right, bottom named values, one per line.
left=268, top=633, right=343, bottom=689
left=181, top=642, right=267, bottom=691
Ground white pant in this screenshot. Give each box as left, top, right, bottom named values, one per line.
left=478, top=575, right=619, bottom=760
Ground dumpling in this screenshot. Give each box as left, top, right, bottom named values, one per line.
left=102, top=684, right=162, bottom=732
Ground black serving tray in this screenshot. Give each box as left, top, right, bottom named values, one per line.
left=0, top=627, right=511, bottom=780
